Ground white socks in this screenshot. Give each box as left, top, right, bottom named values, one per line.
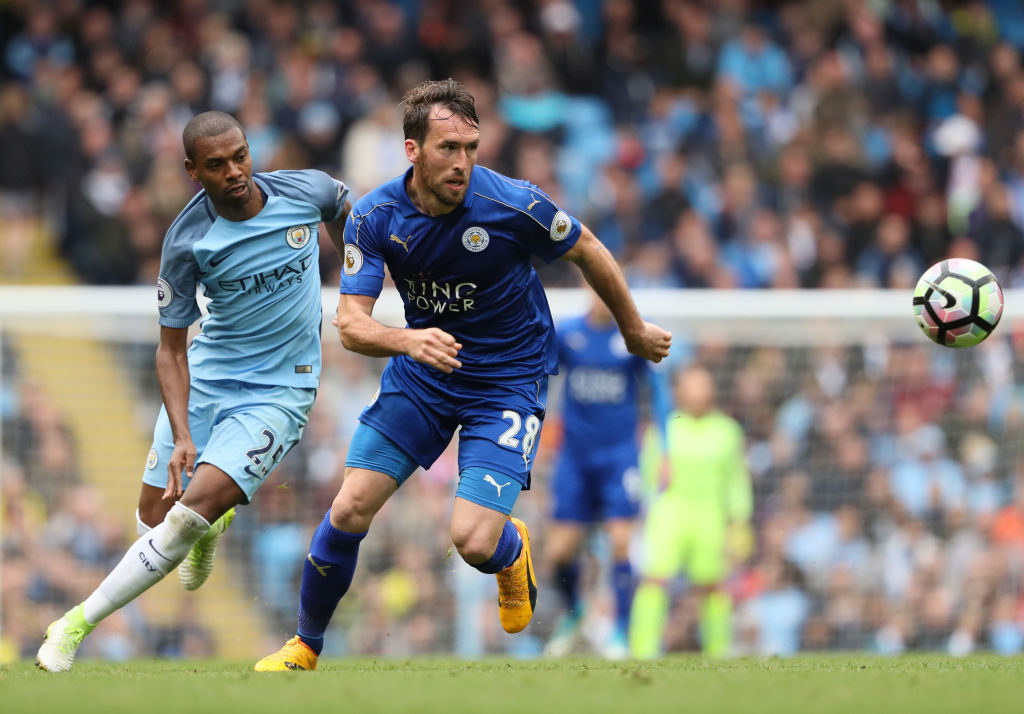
left=82, top=502, right=211, bottom=625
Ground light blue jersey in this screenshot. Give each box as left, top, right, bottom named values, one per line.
left=157, top=169, right=348, bottom=387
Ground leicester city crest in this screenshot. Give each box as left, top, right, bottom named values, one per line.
left=286, top=224, right=312, bottom=249
left=462, top=226, right=489, bottom=252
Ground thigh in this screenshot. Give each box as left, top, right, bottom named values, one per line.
left=141, top=396, right=214, bottom=494
left=686, top=517, right=728, bottom=586
left=596, top=446, right=641, bottom=521
left=639, top=496, right=688, bottom=579
left=457, top=376, right=548, bottom=487
left=358, top=359, right=459, bottom=470
left=550, top=449, right=595, bottom=523
left=345, top=422, right=419, bottom=485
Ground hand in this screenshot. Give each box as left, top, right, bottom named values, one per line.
left=165, top=437, right=197, bottom=500
left=624, top=321, right=672, bottom=363
left=406, top=327, right=463, bottom=374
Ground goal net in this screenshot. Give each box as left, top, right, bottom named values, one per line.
left=2, top=286, right=1023, bottom=660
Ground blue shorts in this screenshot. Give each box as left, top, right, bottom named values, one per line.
left=142, top=379, right=316, bottom=503
left=551, top=439, right=640, bottom=522
left=355, top=357, right=548, bottom=489
left=347, top=424, right=522, bottom=514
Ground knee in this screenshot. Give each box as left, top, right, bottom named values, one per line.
left=330, top=491, right=377, bottom=532
left=450, top=522, right=498, bottom=564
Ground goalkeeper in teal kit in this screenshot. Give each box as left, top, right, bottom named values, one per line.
left=36, top=111, right=350, bottom=672
left=256, top=79, right=672, bottom=670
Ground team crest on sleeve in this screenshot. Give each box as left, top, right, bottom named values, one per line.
left=462, top=226, right=490, bottom=252
left=344, top=243, right=363, bottom=276
left=146, top=448, right=159, bottom=470
left=156, top=278, right=174, bottom=308
left=286, top=224, right=312, bottom=249
left=550, top=211, right=571, bottom=242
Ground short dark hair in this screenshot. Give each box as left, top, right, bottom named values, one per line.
left=401, top=79, right=479, bottom=145
left=182, top=111, right=246, bottom=161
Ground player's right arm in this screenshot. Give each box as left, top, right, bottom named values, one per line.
left=155, top=325, right=194, bottom=499
left=337, top=197, right=463, bottom=373
left=335, top=293, right=462, bottom=373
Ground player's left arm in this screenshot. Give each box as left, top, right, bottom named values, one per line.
left=324, top=199, right=352, bottom=261
left=726, top=421, right=754, bottom=561
left=563, top=226, right=671, bottom=363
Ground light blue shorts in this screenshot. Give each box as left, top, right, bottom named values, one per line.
left=142, top=379, right=316, bottom=503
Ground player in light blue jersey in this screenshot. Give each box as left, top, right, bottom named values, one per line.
left=36, top=111, right=350, bottom=673
left=256, top=79, right=671, bottom=671
left=543, top=287, right=671, bottom=658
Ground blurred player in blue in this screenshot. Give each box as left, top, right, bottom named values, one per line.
left=256, top=79, right=671, bottom=671
left=543, top=286, right=671, bottom=658
left=36, top=111, right=350, bottom=672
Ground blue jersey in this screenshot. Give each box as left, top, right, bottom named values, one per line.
left=157, top=169, right=348, bottom=387
left=340, top=166, right=581, bottom=382
left=558, top=315, right=668, bottom=448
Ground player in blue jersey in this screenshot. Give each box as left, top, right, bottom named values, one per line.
left=255, top=79, right=671, bottom=671
left=543, top=287, right=671, bottom=658
left=36, top=111, right=350, bottom=672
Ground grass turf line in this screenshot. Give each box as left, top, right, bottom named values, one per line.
left=2, top=655, right=1023, bottom=714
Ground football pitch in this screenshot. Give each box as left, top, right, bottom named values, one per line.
left=3, top=656, right=1023, bottom=714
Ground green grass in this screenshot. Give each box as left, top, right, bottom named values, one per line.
left=2, top=655, right=1023, bottom=714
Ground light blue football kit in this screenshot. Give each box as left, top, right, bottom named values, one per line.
left=341, top=165, right=581, bottom=514
left=552, top=315, right=670, bottom=522
left=143, top=170, right=348, bottom=502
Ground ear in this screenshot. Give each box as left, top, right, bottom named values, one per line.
left=404, top=138, right=419, bottom=165
left=184, top=158, right=198, bottom=183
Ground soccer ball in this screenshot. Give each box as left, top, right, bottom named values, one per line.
left=912, top=258, right=1003, bottom=348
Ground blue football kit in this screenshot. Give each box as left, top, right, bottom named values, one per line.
left=340, top=165, right=581, bottom=513
left=552, top=315, right=670, bottom=522
left=143, top=169, right=348, bottom=502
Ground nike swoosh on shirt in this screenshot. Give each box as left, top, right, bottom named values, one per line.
left=209, top=250, right=235, bottom=268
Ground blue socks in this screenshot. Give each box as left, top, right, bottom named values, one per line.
left=296, top=511, right=366, bottom=655
left=611, top=560, right=633, bottom=633
left=554, top=560, right=582, bottom=614
left=471, top=519, right=522, bottom=574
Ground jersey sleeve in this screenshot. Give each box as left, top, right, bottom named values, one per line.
left=156, top=228, right=201, bottom=328
left=339, top=203, right=387, bottom=297
left=260, top=170, right=349, bottom=222
left=514, top=184, right=582, bottom=263
left=727, top=419, right=753, bottom=523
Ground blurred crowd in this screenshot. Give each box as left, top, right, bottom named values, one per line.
left=3, top=0, right=1024, bottom=288
left=6, top=0, right=1024, bottom=660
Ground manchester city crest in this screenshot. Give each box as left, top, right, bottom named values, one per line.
left=286, top=224, right=312, bottom=249
left=462, top=226, right=490, bottom=252
left=146, top=448, right=159, bottom=470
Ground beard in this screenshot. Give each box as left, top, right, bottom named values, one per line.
left=423, top=163, right=467, bottom=207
